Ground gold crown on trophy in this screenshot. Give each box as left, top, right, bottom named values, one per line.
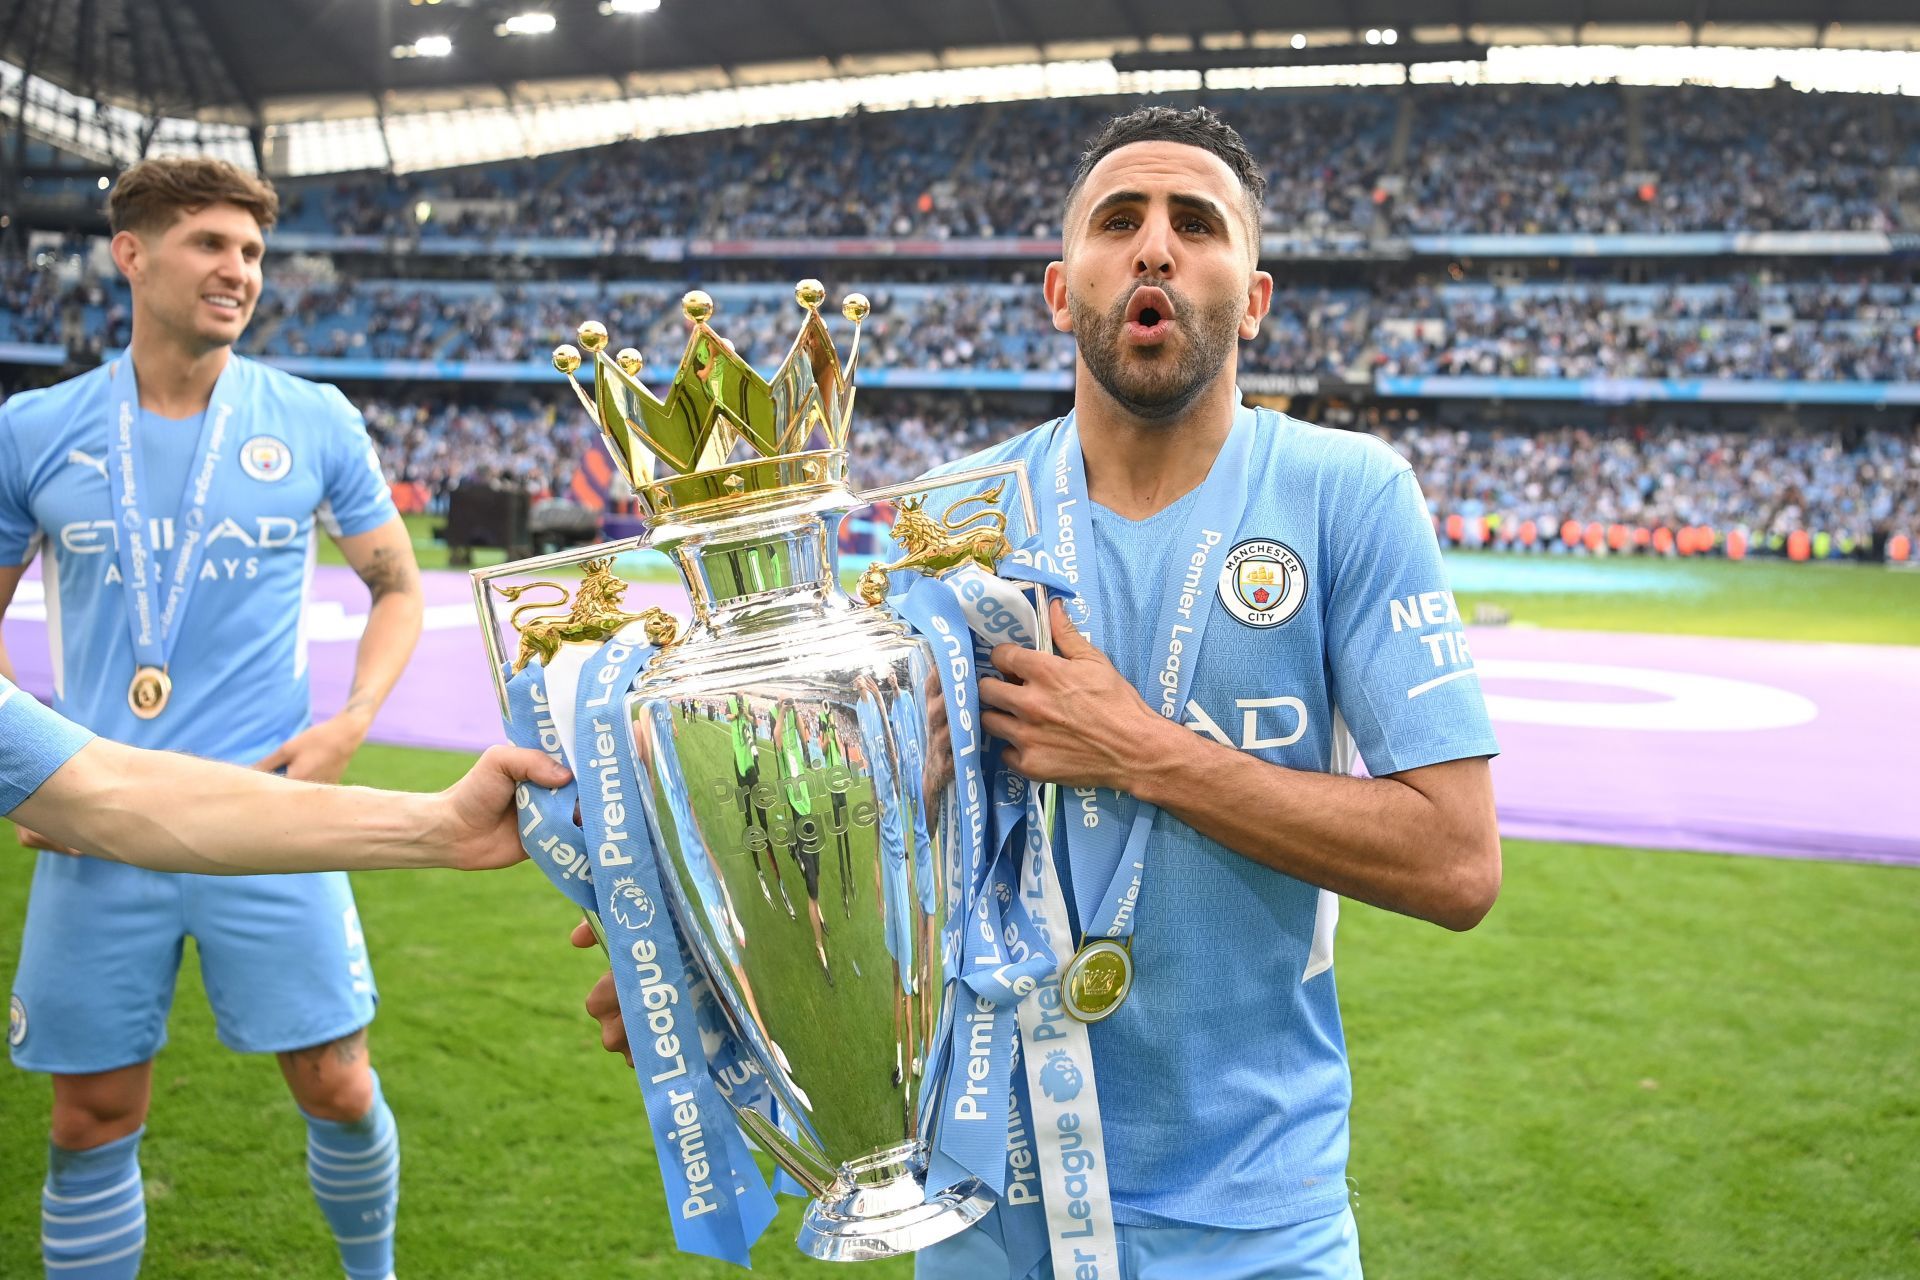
left=550, top=279, right=869, bottom=517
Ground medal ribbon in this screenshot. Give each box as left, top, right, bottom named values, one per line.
left=104, top=358, right=246, bottom=682
left=883, top=529, right=1103, bottom=1279
left=895, top=576, right=1038, bottom=1198
left=1039, top=408, right=1256, bottom=945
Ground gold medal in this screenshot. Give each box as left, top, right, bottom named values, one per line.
left=128, top=666, right=172, bottom=720
left=1061, top=938, right=1133, bottom=1023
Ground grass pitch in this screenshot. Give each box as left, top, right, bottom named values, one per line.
left=367, top=515, right=1920, bottom=646
left=5, top=791, right=1914, bottom=1279
left=4, top=542, right=1915, bottom=1277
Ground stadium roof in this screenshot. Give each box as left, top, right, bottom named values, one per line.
left=4, top=0, right=1919, bottom=123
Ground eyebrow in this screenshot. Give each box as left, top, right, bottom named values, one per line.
left=195, top=229, right=265, bottom=254
left=1084, top=189, right=1233, bottom=228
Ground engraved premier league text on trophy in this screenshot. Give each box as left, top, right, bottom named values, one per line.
left=467, top=282, right=1121, bottom=1270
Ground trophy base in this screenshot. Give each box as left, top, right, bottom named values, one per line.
left=795, top=1143, right=994, bottom=1262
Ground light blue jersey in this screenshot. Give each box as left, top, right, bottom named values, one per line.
left=921, top=406, right=1499, bottom=1235
left=0, top=355, right=396, bottom=763
left=5, top=355, right=395, bottom=1073
left=0, top=671, right=92, bottom=817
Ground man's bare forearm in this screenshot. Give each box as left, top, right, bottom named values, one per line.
left=18, top=738, right=449, bottom=873
left=1128, top=716, right=1500, bottom=930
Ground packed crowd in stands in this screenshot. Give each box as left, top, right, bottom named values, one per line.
left=356, top=394, right=1030, bottom=501
left=281, top=91, right=1396, bottom=244
left=1391, top=85, right=1908, bottom=235
left=249, top=279, right=1920, bottom=385
left=346, top=387, right=1918, bottom=558
left=360, top=398, right=592, bottom=501
left=273, top=85, right=1918, bottom=243
left=10, top=260, right=1919, bottom=385
left=1368, top=283, right=1920, bottom=382
left=1374, top=421, right=1920, bottom=554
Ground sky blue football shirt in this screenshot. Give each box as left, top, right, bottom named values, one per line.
left=924, top=406, right=1500, bottom=1230
left=0, top=671, right=92, bottom=817
left=0, top=355, right=397, bottom=763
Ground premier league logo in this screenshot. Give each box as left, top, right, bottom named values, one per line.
left=8, top=995, right=25, bottom=1047
left=1218, top=538, right=1308, bottom=629
left=608, top=876, right=656, bottom=931
left=240, top=435, right=293, bottom=483
left=1038, top=1049, right=1084, bottom=1103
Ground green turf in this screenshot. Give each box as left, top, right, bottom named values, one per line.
left=49, top=522, right=1906, bottom=1274
left=346, top=516, right=1920, bottom=644
left=4, top=746, right=1916, bottom=1278
left=1445, top=549, right=1920, bottom=645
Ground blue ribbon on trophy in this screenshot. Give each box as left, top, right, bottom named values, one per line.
left=498, top=639, right=777, bottom=1267
left=875, top=537, right=1075, bottom=1258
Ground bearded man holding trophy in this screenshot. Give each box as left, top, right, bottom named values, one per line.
left=495, top=105, right=1502, bottom=1280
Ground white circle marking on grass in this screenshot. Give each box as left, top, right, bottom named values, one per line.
left=1475, top=659, right=1817, bottom=732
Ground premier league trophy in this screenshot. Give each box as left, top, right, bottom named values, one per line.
left=472, top=283, right=1037, bottom=1262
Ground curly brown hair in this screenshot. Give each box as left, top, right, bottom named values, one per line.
left=107, top=157, right=280, bottom=237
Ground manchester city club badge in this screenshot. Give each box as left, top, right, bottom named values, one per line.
left=240, top=435, right=293, bottom=483
left=1218, top=538, right=1308, bottom=629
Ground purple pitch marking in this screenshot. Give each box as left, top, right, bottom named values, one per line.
left=4, top=567, right=1915, bottom=868
left=1467, top=628, right=1920, bottom=867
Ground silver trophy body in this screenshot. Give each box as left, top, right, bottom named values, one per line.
left=617, top=489, right=988, bottom=1259
left=475, top=289, right=1038, bottom=1260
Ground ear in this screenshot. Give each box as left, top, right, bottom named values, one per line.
left=1042, top=261, right=1072, bottom=334
left=109, top=230, right=144, bottom=283
left=1239, top=268, right=1274, bottom=341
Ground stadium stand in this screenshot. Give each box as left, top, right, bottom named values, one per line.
left=4, top=83, right=1918, bottom=560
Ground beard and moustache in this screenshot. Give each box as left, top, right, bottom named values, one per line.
left=1069, top=281, right=1244, bottom=422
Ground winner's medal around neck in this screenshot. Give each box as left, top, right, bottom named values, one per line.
left=104, top=357, right=242, bottom=724
left=127, top=666, right=172, bottom=719
left=1040, top=406, right=1259, bottom=1024
left=1062, top=937, right=1132, bottom=1023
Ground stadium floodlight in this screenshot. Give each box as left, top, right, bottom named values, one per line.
left=601, top=0, right=661, bottom=12
left=96, top=176, right=109, bottom=190
left=1290, top=33, right=1306, bottom=50
left=497, top=12, right=557, bottom=36
left=1365, top=29, right=1381, bottom=45
left=415, top=35, right=452, bottom=57
left=1382, top=28, right=1398, bottom=45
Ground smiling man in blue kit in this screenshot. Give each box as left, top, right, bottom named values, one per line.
left=0, top=157, right=424, bottom=1280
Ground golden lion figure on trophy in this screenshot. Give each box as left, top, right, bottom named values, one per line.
left=858, top=482, right=1013, bottom=604
left=495, top=557, right=680, bottom=673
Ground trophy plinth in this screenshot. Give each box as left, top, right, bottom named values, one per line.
left=797, top=1142, right=991, bottom=1261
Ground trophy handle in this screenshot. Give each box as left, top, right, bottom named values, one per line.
left=468, top=536, right=650, bottom=723
left=849, top=462, right=1041, bottom=605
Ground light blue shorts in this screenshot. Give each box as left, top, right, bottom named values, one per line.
left=9, top=853, right=377, bottom=1073
left=916, top=1206, right=1362, bottom=1280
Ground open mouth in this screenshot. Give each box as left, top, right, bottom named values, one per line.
left=202, top=293, right=245, bottom=315
left=1124, top=286, right=1174, bottom=343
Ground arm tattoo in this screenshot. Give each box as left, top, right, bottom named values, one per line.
left=355, top=543, right=421, bottom=604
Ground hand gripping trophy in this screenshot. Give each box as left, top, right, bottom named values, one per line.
left=471, top=283, right=1072, bottom=1267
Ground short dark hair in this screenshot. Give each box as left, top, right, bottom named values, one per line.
left=1062, top=105, right=1266, bottom=241
left=108, top=156, right=280, bottom=237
